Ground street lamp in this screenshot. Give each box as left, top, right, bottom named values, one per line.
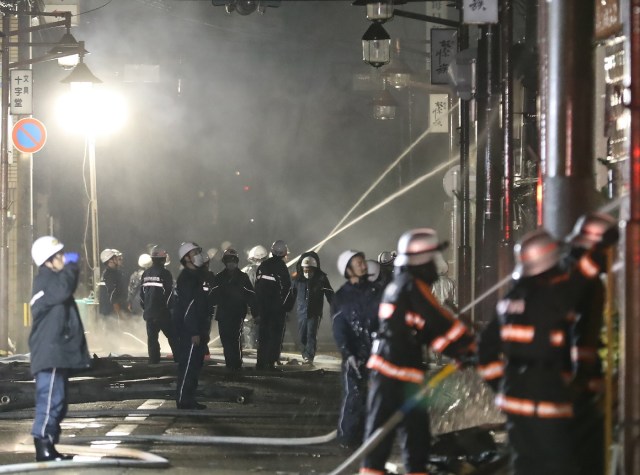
left=56, top=54, right=127, bottom=304
left=0, top=7, right=90, bottom=355
left=362, top=22, right=391, bottom=68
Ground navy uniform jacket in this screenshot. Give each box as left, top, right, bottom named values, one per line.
left=140, top=263, right=174, bottom=322
left=477, top=254, right=601, bottom=418
left=173, top=267, right=212, bottom=338
left=28, top=263, right=91, bottom=375
left=255, top=256, right=293, bottom=314
left=211, top=268, right=256, bottom=317
left=331, top=280, right=382, bottom=363
left=368, top=272, right=474, bottom=384
left=98, top=266, right=127, bottom=315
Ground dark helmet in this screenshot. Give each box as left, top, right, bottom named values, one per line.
left=567, top=212, right=618, bottom=250
left=222, top=248, right=240, bottom=264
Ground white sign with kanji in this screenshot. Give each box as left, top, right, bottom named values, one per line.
left=463, top=0, right=499, bottom=24
left=10, top=70, right=33, bottom=115
left=429, top=94, right=449, bottom=133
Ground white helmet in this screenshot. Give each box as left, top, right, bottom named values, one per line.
left=32, top=236, right=64, bottom=267
left=271, top=240, right=288, bottom=257
left=337, top=250, right=364, bottom=278
left=395, top=228, right=448, bottom=267
left=138, top=253, right=152, bottom=269
left=301, top=256, right=317, bottom=268
left=512, top=229, right=561, bottom=279
left=179, top=242, right=201, bottom=261
left=248, top=245, right=268, bottom=262
left=100, top=248, right=118, bottom=264
left=367, top=259, right=380, bottom=282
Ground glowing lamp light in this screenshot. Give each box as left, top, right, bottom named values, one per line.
left=55, top=88, right=128, bottom=136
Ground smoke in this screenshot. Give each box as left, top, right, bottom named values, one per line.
left=34, top=2, right=454, bottom=303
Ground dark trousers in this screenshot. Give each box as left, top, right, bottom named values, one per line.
left=32, top=368, right=69, bottom=443
left=297, top=314, right=321, bottom=361
left=175, top=336, right=206, bottom=406
left=573, top=394, right=605, bottom=475
left=361, top=371, right=430, bottom=473
left=507, top=413, right=578, bottom=475
left=217, top=311, right=244, bottom=369
left=337, top=361, right=368, bottom=448
left=256, top=309, right=286, bottom=368
left=146, top=317, right=178, bottom=364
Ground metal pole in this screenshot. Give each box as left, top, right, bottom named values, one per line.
left=88, top=130, right=100, bottom=303
left=0, top=13, right=10, bottom=355
left=542, top=0, right=597, bottom=238
left=498, top=0, right=514, bottom=284
left=457, top=24, right=472, bottom=318
left=473, top=23, right=502, bottom=325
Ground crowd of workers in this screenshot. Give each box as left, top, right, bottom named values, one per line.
left=26, top=210, right=618, bottom=474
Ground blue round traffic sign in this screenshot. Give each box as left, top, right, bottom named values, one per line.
left=12, top=118, right=47, bottom=153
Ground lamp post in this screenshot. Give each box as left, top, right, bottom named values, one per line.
left=57, top=54, right=126, bottom=304
left=0, top=7, right=89, bottom=355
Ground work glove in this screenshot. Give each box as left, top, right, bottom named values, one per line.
left=63, top=252, right=79, bottom=264
left=346, top=355, right=361, bottom=379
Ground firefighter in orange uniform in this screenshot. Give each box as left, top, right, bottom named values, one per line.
left=360, top=229, right=475, bottom=475
left=477, top=227, right=615, bottom=475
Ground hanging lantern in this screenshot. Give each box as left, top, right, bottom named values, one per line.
left=362, top=22, right=391, bottom=68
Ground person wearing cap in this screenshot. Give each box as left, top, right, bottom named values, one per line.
left=291, top=251, right=334, bottom=364
left=211, top=248, right=257, bottom=370
left=331, top=249, right=382, bottom=449
left=360, top=229, right=475, bottom=474
left=140, top=248, right=178, bottom=364
left=564, top=212, right=618, bottom=475
left=29, top=236, right=90, bottom=462
left=173, top=242, right=212, bottom=409
left=255, top=240, right=293, bottom=371
left=128, top=253, right=152, bottom=315
left=477, top=227, right=616, bottom=475
left=98, top=248, right=129, bottom=327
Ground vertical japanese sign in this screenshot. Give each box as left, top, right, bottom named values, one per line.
left=431, top=29, right=457, bottom=85
left=462, top=0, right=499, bottom=24
left=10, top=70, right=33, bottom=115
left=429, top=94, right=449, bottom=133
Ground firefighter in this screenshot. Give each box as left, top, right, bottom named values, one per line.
left=255, top=240, right=293, bottom=370
left=565, top=212, right=618, bottom=475
left=477, top=228, right=615, bottom=475
left=211, top=248, right=257, bottom=370
left=98, top=248, right=129, bottom=327
left=128, top=253, right=152, bottom=314
left=29, top=236, right=90, bottom=461
left=241, top=244, right=268, bottom=349
left=291, top=252, right=334, bottom=364
left=173, top=242, right=211, bottom=409
left=140, top=248, right=178, bottom=364
left=360, top=229, right=475, bottom=474
left=332, top=250, right=382, bottom=449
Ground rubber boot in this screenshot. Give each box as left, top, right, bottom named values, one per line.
left=34, top=437, right=73, bottom=462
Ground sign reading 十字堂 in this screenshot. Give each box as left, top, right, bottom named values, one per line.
left=10, top=70, right=33, bottom=115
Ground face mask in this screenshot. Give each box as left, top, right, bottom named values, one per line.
left=303, top=271, right=311, bottom=279
left=191, top=251, right=208, bottom=268
left=226, top=262, right=238, bottom=271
